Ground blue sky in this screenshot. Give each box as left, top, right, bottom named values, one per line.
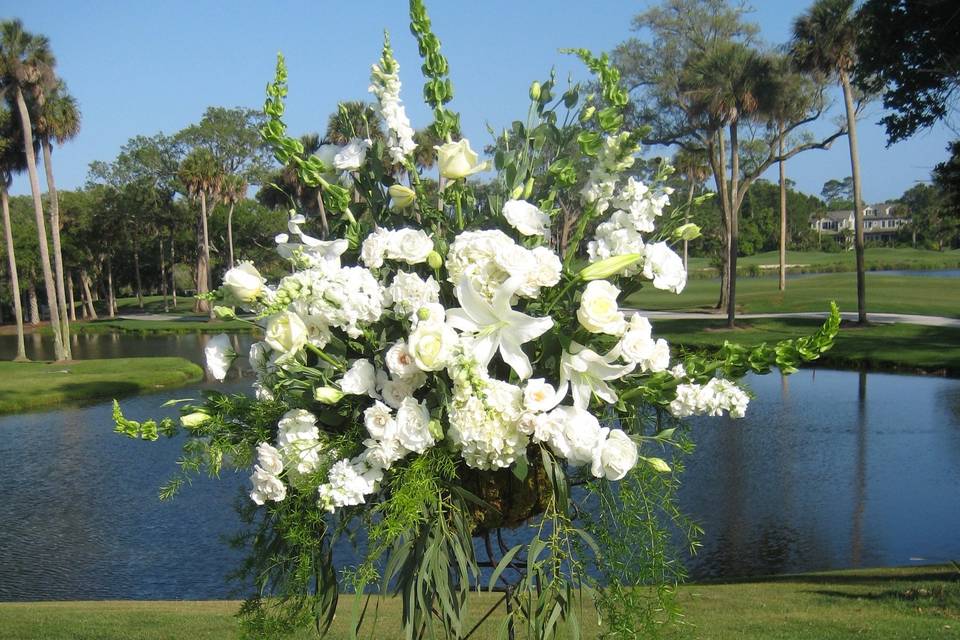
left=7, top=0, right=954, bottom=202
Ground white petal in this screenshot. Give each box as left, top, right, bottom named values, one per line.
left=473, top=333, right=498, bottom=369
left=505, top=313, right=554, bottom=344
left=499, top=336, right=532, bottom=380
left=456, top=278, right=498, bottom=326
left=446, top=308, right=479, bottom=333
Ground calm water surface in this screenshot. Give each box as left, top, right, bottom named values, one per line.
left=0, top=335, right=958, bottom=599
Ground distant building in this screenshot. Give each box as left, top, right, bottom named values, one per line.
left=810, top=202, right=910, bottom=243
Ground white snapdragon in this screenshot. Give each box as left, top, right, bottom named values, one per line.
left=502, top=199, right=550, bottom=238
left=339, top=359, right=378, bottom=397
left=577, top=280, right=626, bottom=336
left=642, top=242, right=687, bottom=294
left=369, top=47, right=417, bottom=163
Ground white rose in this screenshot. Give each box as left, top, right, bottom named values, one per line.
left=361, top=228, right=389, bottom=268
left=377, top=372, right=415, bottom=409
left=531, top=246, right=562, bottom=288
left=640, top=338, right=671, bottom=373
left=435, top=138, right=487, bottom=179
left=412, top=302, right=447, bottom=328
left=388, top=228, right=434, bottom=265
left=386, top=340, right=421, bottom=378
left=333, top=137, right=370, bottom=170
left=502, top=199, right=550, bottom=237
left=265, top=311, right=309, bottom=356
left=256, top=442, right=284, bottom=476
left=395, top=397, right=434, bottom=454
left=222, top=262, right=265, bottom=303
left=576, top=280, right=626, bottom=336
left=408, top=322, right=458, bottom=371
left=590, top=429, right=638, bottom=481
left=250, top=466, right=286, bottom=505
left=642, top=242, right=687, bottom=294
left=523, top=378, right=560, bottom=413
left=360, top=437, right=404, bottom=470
left=364, top=400, right=397, bottom=440
left=340, top=359, right=378, bottom=397
left=204, top=333, right=237, bottom=381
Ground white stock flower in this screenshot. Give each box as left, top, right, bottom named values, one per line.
left=250, top=466, right=287, bottom=505
left=614, top=314, right=656, bottom=364
left=435, top=138, right=487, bottom=179
left=447, top=276, right=553, bottom=380
left=559, top=343, right=634, bottom=409
left=360, top=227, right=390, bottom=268
left=339, top=359, right=378, bottom=397
left=204, top=333, right=237, bottom=381
left=265, top=311, right=309, bottom=356
left=256, top=442, right=284, bottom=476
left=502, top=199, right=550, bottom=237
left=222, top=262, right=265, bottom=303
left=317, top=458, right=377, bottom=512
left=408, top=321, right=458, bottom=371
left=387, top=271, right=440, bottom=318
left=590, top=429, right=638, bottom=481
left=577, top=280, right=626, bottom=336
left=639, top=338, right=671, bottom=373
left=386, top=340, right=421, bottom=378
left=642, top=242, right=687, bottom=294
left=395, top=397, right=434, bottom=454
left=333, top=138, right=370, bottom=170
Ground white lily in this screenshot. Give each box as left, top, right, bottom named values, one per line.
left=276, top=212, right=348, bottom=270
left=447, top=277, right=553, bottom=380
left=559, top=342, right=634, bottom=409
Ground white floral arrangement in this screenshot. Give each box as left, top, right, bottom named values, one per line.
left=116, top=2, right=838, bottom=636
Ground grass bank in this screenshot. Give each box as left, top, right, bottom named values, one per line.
left=655, top=318, right=960, bottom=376
left=630, top=272, right=960, bottom=319
left=71, top=318, right=253, bottom=335
left=687, top=247, right=960, bottom=278
left=0, top=357, right=203, bottom=414
left=0, top=565, right=954, bottom=639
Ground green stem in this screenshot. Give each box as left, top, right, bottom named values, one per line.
left=544, top=275, right=582, bottom=316
left=306, top=343, right=346, bottom=372
left=455, top=188, right=464, bottom=230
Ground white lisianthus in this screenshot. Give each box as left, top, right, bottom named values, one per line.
left=615, top=314, right=655, bottom=363
left=590, top=429, right=638, bottom=481
left=388, top=184, right=416, bottom=209
left=222, top=262, right=266, bottom=303
left=395, top=397, right=434, bottom=454
left=545, top=405, right=607, bottom=466
left=408, top=321, right=458, bottom=371
left=333, top=138, right=370, bottom=170
left=250, top=466, right=286, bottom=505
left=277, top=409, right=320, bottom=449
left=523, top=378, right=561, bottom=413
left=315, top=144, right=339, bottom=172
left=530, top=247, right=562, bottom=288
left=642, top=242, right=687, bottom=294
left=339, top=359, right=378, bottom=397
left=377, top=371, right=418, bottom=409
left=256, top=442, right=284, bottom=476
left=502, top=199, right=550, bottom=237
left=386, top=340, right=421, bottom=378
left=204, top=333, right=237, bottom=381
left=577, top=280, right=626, bottom=336
left=265, top=311, right=309, bottom=356
left=639, top=338, right=671, bottom=373
left=364, top=401, right=397, bottom=440
left=360, top=437, right=404, bottom=470
left=435, top=138, right=487, bottom=179
left=388, top=229, right=434, bottom=265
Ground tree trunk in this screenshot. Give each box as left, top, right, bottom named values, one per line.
left=840, top=70, right=867, bottom=324
left=727, top=121, right=740, bottom=329
left=41, top=138, right=71, bottom=359
left=227, top=202, right=236, bottom=269
left=28, top=283, right=40, bottom=326
left=194, top=192, right=212, bottom=316
left=683, top=179, right=695, bottom=273
left=170, top=231, right=178, bottom=309
left=133, top=236, right=144, bottom=309
left=106, top=257, right=117, bottom=318
left=711, top=133, right=730, bottom=313
left=1, top=187, right=28, bottom=361
left=67, top=271, right=77, bottom=322
left=80, top=269, right=98, bottom=320
left=15, top=86, right=65, bottom=361
left=160, top=235, right=169, bottom=312
left=778, top=127, right=787, bottom=292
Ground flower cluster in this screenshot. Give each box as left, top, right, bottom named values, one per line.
left=368, top=36, right=417, bottom=164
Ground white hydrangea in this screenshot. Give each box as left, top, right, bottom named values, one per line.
left=446, top=229, right=556, bottom=301
left=387, top=271, right=440, bottom=319
left=294, top=266, right=385, bottom=338
left=317, top=458, right=378, bottom=512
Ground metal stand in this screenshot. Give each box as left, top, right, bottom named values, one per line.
left=463, top=529, right=527, bottom=640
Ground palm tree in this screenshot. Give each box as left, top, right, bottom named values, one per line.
left=220, top=173, right=247, bottom=269
left=672, top=147, right=711, bottom=272
left=179, top=148, right=222, bottom=317
left=0, top=107, right=27, bottom=360
left=325, top=101, right=384, bottom=146
left=35, top=79, right=80, bottom=355
left=412, top=128, right=442, bottom=171
left=792, top=0, right=866, bottom=323
left=0, top=19, right=66, bottom=359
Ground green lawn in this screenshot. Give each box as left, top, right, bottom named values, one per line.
left=655, top=318, right=960, bottom=375
left=629, top=272, right=960, bottom=319
left=0, top=357, right=203, bottom=414
left=0, top=566, right=954, bottom=639
left=71, top=317, right=253, bottom=335
left=686, top=247, right=960, bottom=276
left=110, top=294, right=198, bottom=315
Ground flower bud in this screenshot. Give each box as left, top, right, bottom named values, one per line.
left=388, top=184, right=416, bottom=209
left=529, top=81, right=541, bottom=101
left=181, top=412, right=210, bottom=428
left=428, top=419, right=444, bottom=441
left=522, top=177, right=535, bottom=200
left=578, top=254, right=643, bottom=281
left=673, top=223, right=701, bottom=241
left=510, top=185, right=524, bottom=200
left=314, top=386, right=344, bottom=404
left=213, top=306, right=237, bottom=320
left=417, top=306, right=433, bottom=321
left=427, top=250, right=443, bottom=270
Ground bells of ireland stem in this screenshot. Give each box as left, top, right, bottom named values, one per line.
left=578, top=254, right=643, bottom=281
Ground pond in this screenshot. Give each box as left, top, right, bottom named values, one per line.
left=0, top=334, right=958, bottom=600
